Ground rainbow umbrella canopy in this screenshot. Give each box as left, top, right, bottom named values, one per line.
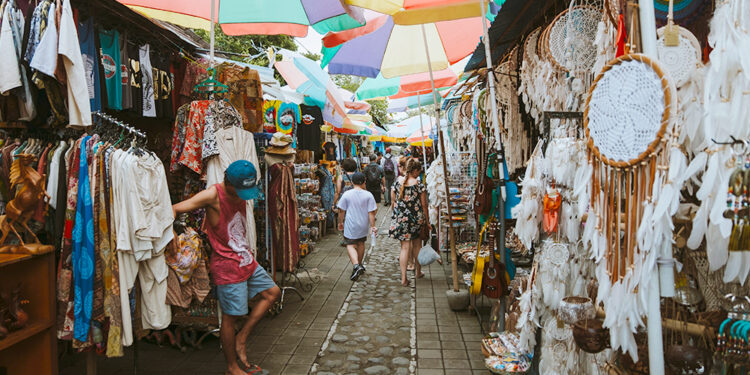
left=119, top=0, right=365, bottom=36
left=321, top=14, right=489, bottom=78
left=344, top=0, right=505, bottom=25
left=355, top=69, right=457, bottom=100
left=274, top=53, right=368, bottom=135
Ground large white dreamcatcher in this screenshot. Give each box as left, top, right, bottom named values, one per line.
left=583, top=53, right=679, bottom=360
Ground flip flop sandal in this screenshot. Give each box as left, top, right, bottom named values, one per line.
left=244, top=364, right=266, bottom=374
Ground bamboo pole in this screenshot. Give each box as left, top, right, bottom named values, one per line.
left=439, top=130, right=460, bottom=292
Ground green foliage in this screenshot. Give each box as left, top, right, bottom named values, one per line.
left=301, top=51, right=321, bottom=61
left=331, top=74, right=362, bottom=93
left=194, top=25, right=299, bottom=83
left=366, top=99, right=391, bottom=125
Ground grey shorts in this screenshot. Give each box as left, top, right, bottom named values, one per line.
left=216, top=266, right=276, bottom=316
left=342, top=236, right=367, bottom=245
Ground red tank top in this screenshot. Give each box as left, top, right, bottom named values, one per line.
left=204, top=184, right=258, bottom=285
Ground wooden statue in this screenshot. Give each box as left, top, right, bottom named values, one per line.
left=0, top=154, right=54, bottom=255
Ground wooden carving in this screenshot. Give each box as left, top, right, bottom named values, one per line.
left=0, top=154, right=53, bottom=255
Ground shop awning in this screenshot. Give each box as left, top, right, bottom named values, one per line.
left=464, top=0, right=552, bottom=72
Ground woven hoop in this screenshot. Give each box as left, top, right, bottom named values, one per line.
left=524, top=27, right=542, bottom=60
left=656, top=25, right=702, bottom=87
left=584, top=54, right=672, bottom=167
left=546, top=6, right=602, bottom=73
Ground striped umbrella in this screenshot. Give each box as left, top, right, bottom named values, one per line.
left=321, top=15, right=487, bottom=78
left=119, top=0, right=365, bottom=36
left=355, top=69, right=457, bottom=100
left=343, top=0, right=505, bottom=25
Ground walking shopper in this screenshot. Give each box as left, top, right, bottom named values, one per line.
left=337, top=172, right=378, bottom=281
left=381, top=147, right=397, bottom=206
left=172, top=160, right=281, bottom=375
left=389, top=159, right=431, bottom=286
left=364, top=154, right=385, bottom=204
left=334, top=157, right=358, bottom=206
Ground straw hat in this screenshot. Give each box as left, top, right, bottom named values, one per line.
left=269, top=132, right=293, bottom=147
left=265, top=145, right=296, bottom=155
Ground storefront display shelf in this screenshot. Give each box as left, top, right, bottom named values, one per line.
left=0, top=249, right=57, bottom=374
left=0, top=320, right=53, bottom=352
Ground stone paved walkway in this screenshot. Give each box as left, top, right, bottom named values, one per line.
left=59, top=209, right=489, bottom=375
left=310, top=228, right=415, bottom=375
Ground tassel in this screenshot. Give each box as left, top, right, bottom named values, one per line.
left=616, top=168, right=622, bottom=280
left=607, top=167, right=617, bottom=283
left=625, top=168, right=632, bottom=273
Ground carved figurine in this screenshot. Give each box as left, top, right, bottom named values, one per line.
left=0, top=154, right=54, bottom=255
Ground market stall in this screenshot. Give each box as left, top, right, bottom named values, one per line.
left=435, top=0, right=750, bottom=373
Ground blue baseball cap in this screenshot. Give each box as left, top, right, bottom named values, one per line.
left=225, top=160, right=260, bottom=200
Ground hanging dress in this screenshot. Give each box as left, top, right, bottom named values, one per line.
left=268, top=162, right=300, bottom=272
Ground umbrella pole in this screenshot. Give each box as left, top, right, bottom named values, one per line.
left=416, top=95, right=428, bottom=169
left=210, top=0, right=215, bottom=67
left=420, top=24, right=458, bottom=293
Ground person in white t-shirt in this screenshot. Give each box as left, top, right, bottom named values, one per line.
left=337, top=172, right=378, bottom=281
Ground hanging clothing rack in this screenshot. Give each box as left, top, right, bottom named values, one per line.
left=92, top=111, right=147, bottom=139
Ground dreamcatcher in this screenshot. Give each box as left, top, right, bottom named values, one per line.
left=686, top=0, right=750, bottom=278
left=518, top=27, right=542, bottom=124
left=491, top=47, right=529, bottom=175
left=583, top=53, right=678, bottom=360
left=656, top=0, right=706, bottom=156
left=545, top=4, right=602, bottom=74
left=541, top=0, right=608, bottom=113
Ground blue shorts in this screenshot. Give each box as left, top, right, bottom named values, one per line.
left=216, top=266, right=277, bottom=316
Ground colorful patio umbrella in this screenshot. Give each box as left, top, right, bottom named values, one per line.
left=119, top=0, right=365, bottom=36
left=344, top=0, right=505, bottom=25
left=406, top=123, right=434, bottom=146
left=387, top=92, right=444, bottom=113
left=274, top=54, right=366, bottom=134
left=355, top=69, right=457, bottom=100
left=321, top=15, right=487, bottom=78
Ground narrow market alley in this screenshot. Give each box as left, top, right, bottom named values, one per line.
left=60, top=210, right=486, bottom=375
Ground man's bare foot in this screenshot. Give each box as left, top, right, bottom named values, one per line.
left=226, top=363, right=249, bottom=375
left=416, top=272, right=425, bottom=279
left=235, top=335, right=250, bottom=369
left=402, top=279, right=409, bottom=287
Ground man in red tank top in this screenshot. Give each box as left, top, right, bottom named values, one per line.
left=173, top=160, right=281, bottom=375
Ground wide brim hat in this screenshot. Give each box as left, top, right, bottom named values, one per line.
left=265, top=145, right=296, bottom=155
left=269, top=132, right=293, bottom=147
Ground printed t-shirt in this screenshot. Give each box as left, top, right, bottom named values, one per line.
left=119, top=32, right=132, bottom=110
left=337, top=188, right=376, bottom=240
left=78, top=18, right=101, bottom=112
left=262, top=100, right=279, bottom=133
left=323, top=141, right=337, bottom=161
left=152, top=54, right=173, bottom=118
left=139, top=44, right=156, bottom=117
left=127, top=43, right=142, bottom=114
left=298, top=104, right=322, bottom=152
left=276, top=102, right=299, bottom=135
left=98, top=29, right=121, bottom=110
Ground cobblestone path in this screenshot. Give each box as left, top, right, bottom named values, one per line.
left=310, top=213, right=416, bottom=375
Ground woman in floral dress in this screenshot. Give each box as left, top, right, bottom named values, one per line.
left=389, top=159, right=431, bottom=286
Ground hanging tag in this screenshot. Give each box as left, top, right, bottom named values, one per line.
left=664, top=22, right=680, bottom=47
left=664, top=0, right=679, bottom=46
left=556, top=317, right=565, bottom=329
